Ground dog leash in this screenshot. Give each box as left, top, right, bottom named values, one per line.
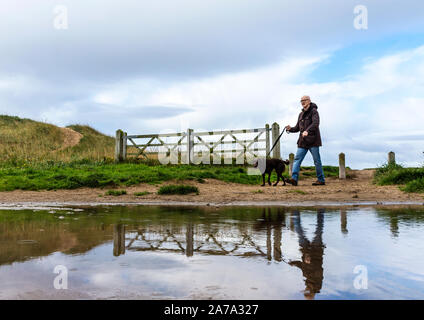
left=266, top=127, right=286, bottom=158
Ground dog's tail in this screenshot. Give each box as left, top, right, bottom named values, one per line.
left=283, top=159, right=290, bottom=165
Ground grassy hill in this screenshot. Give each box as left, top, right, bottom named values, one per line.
left=0, top=114, right=365, bottom=192
left=0, top=115, right=114, bottom=165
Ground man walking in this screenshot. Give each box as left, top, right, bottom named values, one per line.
left=285, top=96, right=325, bottom=186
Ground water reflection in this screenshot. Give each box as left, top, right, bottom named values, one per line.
left=113, top=224, right=125, bottom=257
left=1, top=205, right=424, bottom=299
left=288, top=209, right=324, bottom=299
left=340, top=209, right=348, bottom=235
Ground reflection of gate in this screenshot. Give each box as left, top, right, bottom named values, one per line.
left=118, top=225, right=277, bottom=259
left=114, top=123, right=283, bottom=163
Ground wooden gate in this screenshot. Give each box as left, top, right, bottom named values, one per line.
left=115, top=123, right=282, bottom=164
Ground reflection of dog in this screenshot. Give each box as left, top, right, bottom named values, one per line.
left=253, top=158, right=290, bottom=186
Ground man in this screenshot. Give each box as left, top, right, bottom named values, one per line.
left=285, top=96, right=325, bottom=186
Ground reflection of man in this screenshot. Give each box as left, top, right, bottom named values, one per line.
left=289, top=209, right=325, bottom=299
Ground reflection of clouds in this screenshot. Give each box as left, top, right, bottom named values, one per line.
left=319, top=210, right=424, bottom=299
left=1, top=207, right=424, bottom=299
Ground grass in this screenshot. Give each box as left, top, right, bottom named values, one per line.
left=105, top=190, right=127, bottom=196
left=0, top=115, right=114, bottom=165
left=374, top=163, right=424, bottom=193
left=157, top=185, right=199, bottom=195
left=134, top=191, right=151, bottom=196
left=287, top=189, right=308, bottom=195
left=252, top=189, right=264, bottom=194
left=0, top=160, right=344, bottom=192
left=0, top=114, right=345, bottom=191
left=0, top=159, right=344, bottom=192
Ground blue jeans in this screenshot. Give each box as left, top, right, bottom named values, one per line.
left=292, top=147, right=325, bottom=182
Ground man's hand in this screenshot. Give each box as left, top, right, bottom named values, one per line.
left=285, top=125, right=291, bottom=131
left=302, top=131, right=308, bottom=137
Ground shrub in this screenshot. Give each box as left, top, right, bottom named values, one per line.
left=157, top=185, right=199, bottom=195
left=375, top=167, right=424, bottom=185
left=134, top=191, right=151, bottom=196
left=402, top=177, right=424, bottom=193
left=374, top=162, right=424, bottom=193
left=105, top=190, right=127, bottom=196
left=288, top=189, right=308, bottom=195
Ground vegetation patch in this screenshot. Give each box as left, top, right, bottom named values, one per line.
left=287, top=189, right=308, bottom=195
left=0, top=162, right=350, bottom=192
left=134, top=191, right=151, bottom=196
left=157, top=185, right=199, bottom=195
left=374, top=163, right=424, bottom=193
left=0, top=115, right=351, bottom=192
left=0, top=115, right=114, bottom=165
left=105, top=190, right=127, bottom=196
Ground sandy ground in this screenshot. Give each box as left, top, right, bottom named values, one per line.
left=0, top=169, right=423, bottom=207
left=58, top=127, right=83, bottom=150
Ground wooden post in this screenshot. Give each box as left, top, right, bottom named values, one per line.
left=122, top=132, right=127, bottom=161
left=265, top=124, right=270, bottom=158
left=273, top=224, right=282, bottom=262
left=266, top=224, right=272, bottom=261
left=271, top=122, right=281, bottom=159
left=186, top=128, right=194, bottom=164
left=339, top=152, right=346, bottom=179
left=340, top=209, right=348, bottom=234
left=178, top=134, right=182, bottom=164
left=289, top=153, right=294, bottom=176
left=113, top=224, right=125, bottom=256
left=186, top=223, right=193, bottom=257
left=115, top=129, right=124, bottom=163
left=388, top=151, right=395, bottom=165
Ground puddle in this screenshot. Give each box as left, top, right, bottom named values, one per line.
left=0, top=205, right=423, bottom=299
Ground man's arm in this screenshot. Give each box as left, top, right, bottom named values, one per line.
left=286, top=115, right=300, bottom=133
left=305, top=109, right=320, bottom=133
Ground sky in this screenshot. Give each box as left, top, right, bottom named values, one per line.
left=1, top=0, right=424, bottom=169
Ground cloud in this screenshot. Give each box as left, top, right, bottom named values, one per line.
left=1, top=0, right=424, bottom=82
left=118, top=45, right=424, bottom=168
left=1, top=1, right=424, bottom=168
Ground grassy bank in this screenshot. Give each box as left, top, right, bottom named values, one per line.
left=0, top=160, right=341, bottom=191
left=0, top=115, right=344, bottom=192
left=374, top=163, right=424, bottom=193
left=0, top=115, right=114, bottom=164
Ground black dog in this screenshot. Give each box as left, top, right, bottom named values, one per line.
left=253, top=158, right=290, bottom=186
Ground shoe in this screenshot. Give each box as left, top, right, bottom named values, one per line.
left=312, top=180, right=325, bottom=186
left=286, top=178, right=298, bottom=186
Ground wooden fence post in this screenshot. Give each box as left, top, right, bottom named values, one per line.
left=289, top=153, right=294, bottom=176
left=265, top=123, right=270, bottom=158
left=339, top=152, right=346, bottom=179
left=115, top=129, right=124, bottom=163
left=113, top=224, right=125, bottom=256
left=271, top=122, right=281, bottom=159
left=122, top=132, right=127, bottom=161
left=388, top=151, right=395, bottom=165
left=186, top=128, right=194, bottom=164
left=186, top=223, right=193, bottom=257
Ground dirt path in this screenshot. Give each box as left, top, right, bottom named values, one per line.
left=0, top=169, right=423, bottom=206
left=58, top=127, right=83, bottom=150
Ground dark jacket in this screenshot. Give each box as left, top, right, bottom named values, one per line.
left=288, top=102, right=322, bottom=148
